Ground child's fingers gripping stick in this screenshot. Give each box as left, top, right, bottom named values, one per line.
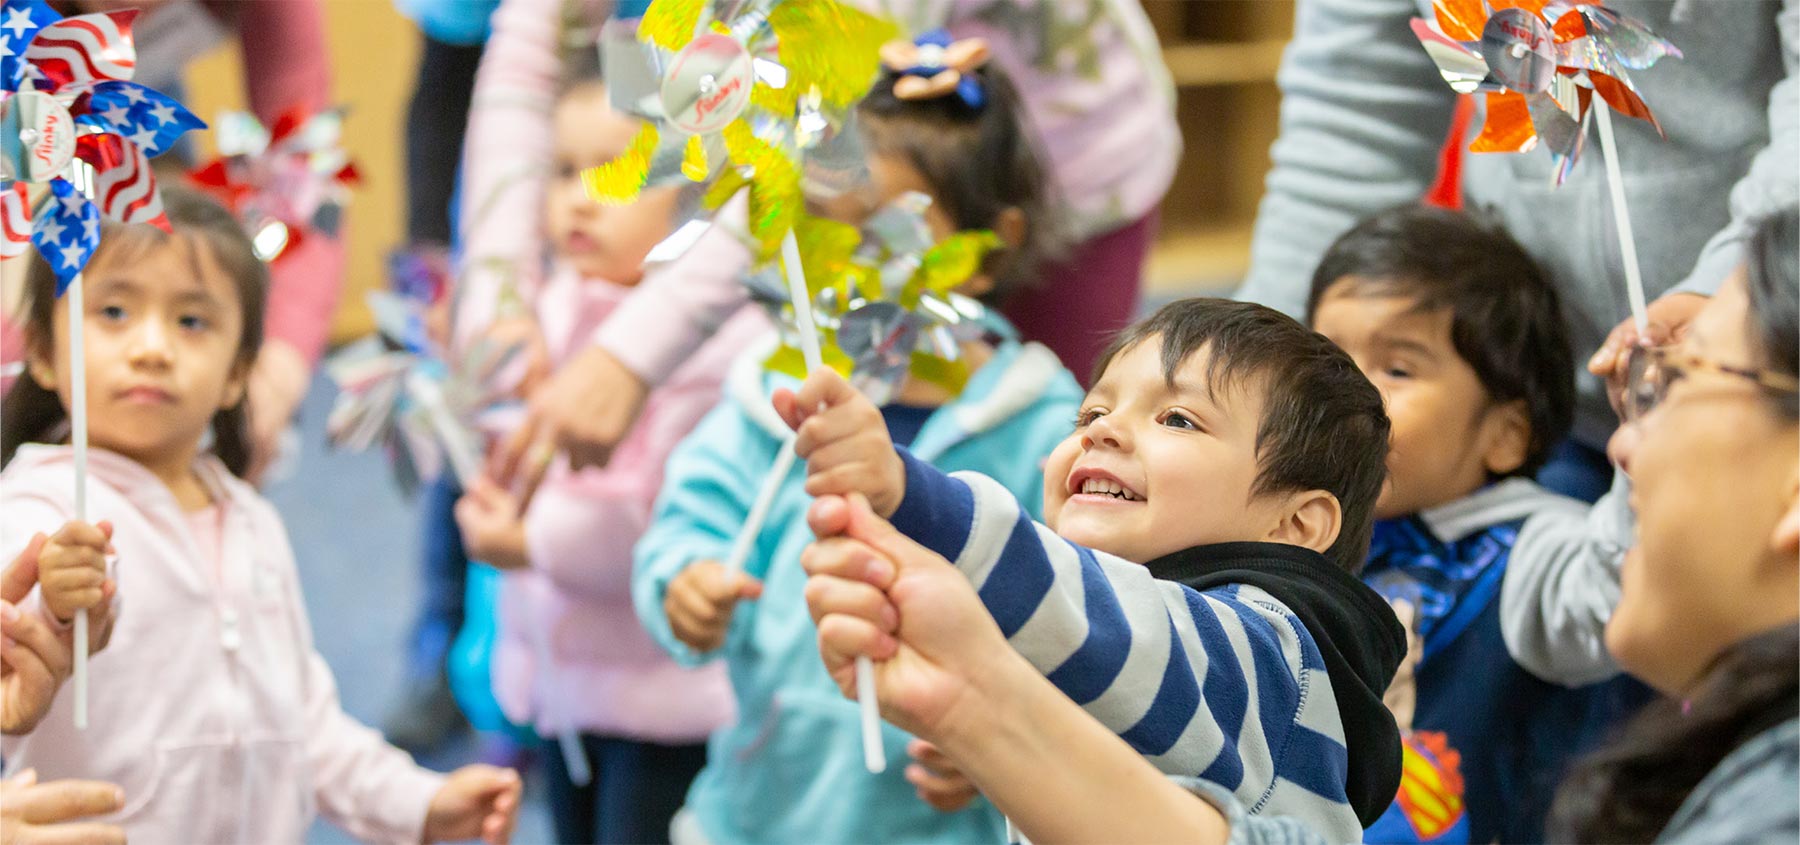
left=664, top=561, right=763, bottom=653
left=37, top=521, right=114, bottom=623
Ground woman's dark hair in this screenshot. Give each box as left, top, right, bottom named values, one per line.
left=1744, top=206, right=1799, bottom=419
left=1549, top=624, right=1799, bottom=843
left=1305, top=204, right=1574, bottom=476
left=1, top=186, right=268, bottom=476
left=856, top=59, right=1062, bottom=306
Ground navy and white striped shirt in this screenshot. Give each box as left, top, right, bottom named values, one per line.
left=889, top=450, right=1368, bottom=844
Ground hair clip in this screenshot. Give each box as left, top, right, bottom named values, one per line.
left=878, top=29, right=990, bottom=109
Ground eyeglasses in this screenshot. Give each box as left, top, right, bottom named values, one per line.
left=1622, top=345, right=1800, bottom=422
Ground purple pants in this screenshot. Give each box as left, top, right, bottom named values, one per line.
left=1004, top=210, right=1160, bottom=386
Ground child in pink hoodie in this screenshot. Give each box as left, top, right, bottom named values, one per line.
left=0, top=187, right=521, bottom=845
left=449, top=71, right=763, bottom=845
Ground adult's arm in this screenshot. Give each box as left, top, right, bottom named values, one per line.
left=804, top=495, right=1322, bottom=845
left=1500, top=472, right=1634, bottom=686
left=224, top=0, right=345, bottom=367
left=1670, top=0, right=1798, bottom=299
left=1235, top=0, right=1457, bottom=318
left=452, top=0, right=588, bottom=351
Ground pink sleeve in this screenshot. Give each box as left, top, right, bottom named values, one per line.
left=591, top=196, right=754, bottom=385
left=522, top=347, right=738, bottom=598
left=281, top=517, right=445, bottom=842
left=453, top=0, right=585, bottom=349
left=219, top=0, right=344, bottom=366
left=303, top=652, right=445, bottom=844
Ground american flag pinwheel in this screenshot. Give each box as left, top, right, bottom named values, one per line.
left=0, top=0, right=204, bottom=731
left=1, top=0, right=204, bottom=291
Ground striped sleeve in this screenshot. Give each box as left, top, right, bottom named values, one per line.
left=887, top=451, right=1360, bottom=839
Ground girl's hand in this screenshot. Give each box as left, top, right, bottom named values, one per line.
left=907, top=739, right=980, bottom=812
left=664, top=562, right=762, bottom=653
left=422, top=765, right=520, bottom=845
left=36, top=522, right=113, bottom=625
left=453, top=479, right=530, bottom=570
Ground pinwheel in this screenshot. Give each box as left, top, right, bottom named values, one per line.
left=757, top=193, right=1002, bottom=401
left=587, top=0, right=896, bottom=260
left=324, top=291, right=519, bottom=495
left=591, top=0, right=905, bottom=775
left=188, top=107, right=361, bottom=262
left=1411, top=0, right=1682, bottom=331
left=1, top=0, right=204, bottom=728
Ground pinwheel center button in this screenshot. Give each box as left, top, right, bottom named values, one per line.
left=0, top=90, right=76, bottom=183
left=661, top=32, right=754, bottom=136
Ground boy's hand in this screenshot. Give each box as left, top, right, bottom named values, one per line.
left=907, top=739, right=979, bottom=812
left=422, top=765, right=520, bottom=845
left=454, top=478, right=530, bottom=570
left=36, top=522, right=113, bottom=625
left=664, top=561, right=763, bottom=653
left=773, top=368, right=906, bottom=518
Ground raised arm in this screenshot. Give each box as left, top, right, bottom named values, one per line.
left=1236, top=0, right=1457, bottom=318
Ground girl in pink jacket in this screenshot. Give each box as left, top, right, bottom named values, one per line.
left=0, top=187, right=520, bottom=845
left=449, top=71, right=763, bottom=845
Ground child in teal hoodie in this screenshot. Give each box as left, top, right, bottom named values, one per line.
left=631, top=37, right=1084, bottom=845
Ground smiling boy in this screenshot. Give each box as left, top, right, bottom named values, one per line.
left=777, top=298, right=1406, bottom=843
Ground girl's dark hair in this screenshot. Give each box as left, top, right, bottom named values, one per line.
left=856, top=60, right=1062, bottom=306
left=1548, top=624, right=1799, bottom=843
left=1305, top=204, right=1574, bottom=476
left=1744, top=206, right=1799, bottom=419
left=2, top=186, right=268, bottom=476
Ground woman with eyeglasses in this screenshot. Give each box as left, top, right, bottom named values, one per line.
left=1541, top=207, right=1800, bottom=842
left=800, top=207, right=1799, bottom=845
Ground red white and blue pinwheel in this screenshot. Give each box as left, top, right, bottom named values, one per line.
left=1, top=0, right=204, bottom=293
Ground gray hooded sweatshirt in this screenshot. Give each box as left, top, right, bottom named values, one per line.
left=1239, top=0, right=1797, bottom=448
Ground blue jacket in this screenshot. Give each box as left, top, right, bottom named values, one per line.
left=632, top=335, right=1083, bottom=845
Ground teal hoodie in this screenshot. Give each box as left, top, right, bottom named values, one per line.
left=633, top=332, right=1083, bottom=845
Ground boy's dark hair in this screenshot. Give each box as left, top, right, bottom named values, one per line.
left=2, top=186, right=268, bottom=476
left=1304, top=204, right=1573, bottom=476
left=1093, top=299, right=1391, bottom=574
left=856, top=60, right=1062, bottom=306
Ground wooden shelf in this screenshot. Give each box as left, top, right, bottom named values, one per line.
left=1162, top=39, right=1288, bottom=87
left=1146, top=224, right=1257, bottom=297
left=1143, top=1, right=1294, bottom=300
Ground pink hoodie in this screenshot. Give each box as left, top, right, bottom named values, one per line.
left=0, top=446, right=444, bottom=845
left=490, top=265, right=765, bottom=741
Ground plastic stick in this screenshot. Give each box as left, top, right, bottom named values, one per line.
left=779, top=229, right=884, bottom=774
left=1593, top=99, right=1650, bottom=335
left=67, top=163, right=94, bottom=731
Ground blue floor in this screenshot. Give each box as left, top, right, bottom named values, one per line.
left=267, top=374, right=554, bottom=844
